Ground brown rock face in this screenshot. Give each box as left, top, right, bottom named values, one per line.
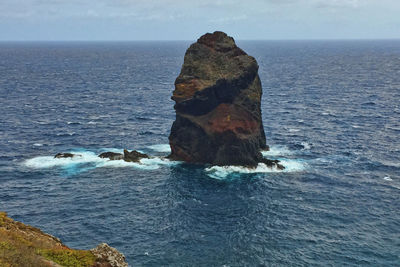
left=169, top=31, right=270, bottom=167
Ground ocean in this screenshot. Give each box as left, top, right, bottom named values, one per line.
left=0, top=40, right=399, bottom=266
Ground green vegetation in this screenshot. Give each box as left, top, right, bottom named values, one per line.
left=0, top=212, right=97, bottom=267
left=37, top=248, right=96, bottom=267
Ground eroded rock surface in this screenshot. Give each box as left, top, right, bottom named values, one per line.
left=169, top=31, right=280, bottom=168
left=123, top=149, right=149, bottom=162
left=90, top=243, right=128, bottom=267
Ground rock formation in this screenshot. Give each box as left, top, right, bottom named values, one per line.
left=169, top=31, right=283, bottom=168
left=123, top=149, right=149, bottom=162
left=55, top=150, right=150, bottom=163
left=91, top=243, right=128, bottom=267
left=99, top=152, right=124, bottom=161
left=54, top=153, right=75, bottom=158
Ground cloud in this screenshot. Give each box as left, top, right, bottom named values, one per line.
left=0, top=0, right=284, bottom=21
left=313, top=0, right=362, bottom=9
left=0, top=0, right=399, bottom=40
left=208, top=15, right=248, bottom=23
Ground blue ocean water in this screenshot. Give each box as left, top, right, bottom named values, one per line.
left=0, top=40, right=399, bottom=266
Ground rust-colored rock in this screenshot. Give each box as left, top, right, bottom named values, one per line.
left=169, top=31, right=281, bottom=168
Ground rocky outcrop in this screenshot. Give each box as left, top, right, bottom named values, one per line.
left=90, top=243, right=128, bottom=267
left=169, top=31, right=282, bottom=168
left=99, top=152, right=124, bottom=161
left=54, top=153, right=75, bottom=158
left=54, top=150, right=150, bottom=163
left=260, top=158, right=285, bottom=170
left=123, top=149, right=149, bottom=162
left=0, top=211, right=128, bottom=267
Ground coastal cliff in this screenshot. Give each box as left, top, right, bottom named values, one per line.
left=169, top=31, right=282, bottom=168
left=0, top=212, right=127, bottom=267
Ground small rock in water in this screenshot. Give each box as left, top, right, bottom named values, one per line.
left=123, top=149, right=149, bottom=162
left=260, top=158, right=285, bottom=170
left=99, top=152, right=124, bottom=160
left=54, top=153, right=75, bottom=158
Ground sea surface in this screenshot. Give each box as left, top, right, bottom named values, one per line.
left=0, top=40, right=399, bottom=266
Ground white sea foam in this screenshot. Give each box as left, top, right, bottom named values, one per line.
left=261, top=145, right=293, bottom=157
left=56, top=132, right=75, bottom=136
left=205, top=159, right=307, bottom=179
left=140, top=157, right=179, bottom=166
left=24, top=149, right=180, bottom=173
left=384, top=176, right=393, bottom=181
left=99, top=159, right=159, bottom=170
left=25, top=151, right=103, bottom=169
left=98, top=148, right=124, bottom=153
left=147, top=144, right=171, bottom=153
left=300, top=142, right=311, bottom=150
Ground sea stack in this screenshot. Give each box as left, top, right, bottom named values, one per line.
left=169, top=31, right=281, bottom=168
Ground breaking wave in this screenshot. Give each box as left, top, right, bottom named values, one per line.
left=261, top=145, right=294, bottom=157
left=147, top=144, right=171, bottom=153
left=205, top=144, right=311, bottom=179
left=24, top=149, right=179, bottom=175
left=205, top=159, right=307, bottom=180
left=24, top=143, right=310, bottom=179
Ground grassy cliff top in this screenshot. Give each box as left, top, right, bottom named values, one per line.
left=0, top=211, right=98, bottom=267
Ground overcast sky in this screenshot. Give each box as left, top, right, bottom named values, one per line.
left=0, top=0, right=399, bottom=41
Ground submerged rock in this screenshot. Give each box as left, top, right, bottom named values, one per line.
left=123, top=149, right=149, bottom=162
left=99, top=152, right=124, bottom=160
left=54, top=153, right=75, bottom=158
left=169, top=31, right=282, bottom=168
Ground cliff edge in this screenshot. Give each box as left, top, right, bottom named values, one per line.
left=0, top=212, right=128, bottom=267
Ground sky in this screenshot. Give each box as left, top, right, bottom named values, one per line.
left=0, top=0, right=399, bottom=41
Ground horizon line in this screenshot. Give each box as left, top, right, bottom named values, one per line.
left=1, top=38, right=400, bottom=42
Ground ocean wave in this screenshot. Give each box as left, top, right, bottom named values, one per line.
left=98, top=148, right=124, bottom=153
left=205, top=159, right=307, bottom=179
left=24, top=144, right=308, bottom=178
left=261, top=145, right=294, bottom=157
left=56, top=132, right=76, bottom=136
left=24, top=149, right=179, bottom=174
left=147, top=144, right=171, bottom=153
left=33, top=143, right=44, bottom=147
left=300, top=142, right=311, bottom=150
left=25, top=151, right=104, bottom=169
